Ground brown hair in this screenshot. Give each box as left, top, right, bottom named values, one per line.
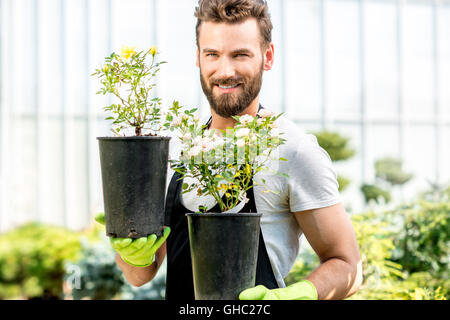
left=194, top=0, right=273, bottom=50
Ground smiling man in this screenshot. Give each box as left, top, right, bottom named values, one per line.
left=109, top=0, right=363, bottom=301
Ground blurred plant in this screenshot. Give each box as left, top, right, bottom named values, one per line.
left=64, top=236, right=168, bottom=300
left=360, top=183, right=391, bottom=205
left=312, top=130, right=355, bottom=192
left=63, top=238, right=124, bottom=300
left=285, top=186, right=450, bottom=300
left=388, top=200, right=449, bottom=276
left=375, top=157, right=413, bottom=186
left=0, top=223, right=81, bottom=299
left=361, top=157, right=413, bottom=205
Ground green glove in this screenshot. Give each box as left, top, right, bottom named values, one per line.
left=94, top=212, right=170, bottom=268
left=239, top=280, right=318, bottom=300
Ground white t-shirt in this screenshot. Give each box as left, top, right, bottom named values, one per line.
left=164, top=111, right=341, bottom=288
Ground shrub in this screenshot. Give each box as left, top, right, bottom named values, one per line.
left=64, top=236, right=167, bottom=300
left=388, top=200, right=449, bottom=276
left=0, top=223, right=81, bottom=299
left=63, top=238, right=124, bottom=300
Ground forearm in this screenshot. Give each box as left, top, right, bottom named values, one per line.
left=306, top=257, right=363, bottom=300
left=115, top=243, right=167, bottom=287
left=115, top=253, right=158, bottom=287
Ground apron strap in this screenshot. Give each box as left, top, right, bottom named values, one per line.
left=164, top=171, right=182, bottom=227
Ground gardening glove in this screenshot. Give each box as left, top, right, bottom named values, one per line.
left=94, top=212, right=170, bottom=267
left=239, top=280, right=318, bottom=300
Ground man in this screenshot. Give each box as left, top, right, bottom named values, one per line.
left=98, top=0, right=363, bottom=300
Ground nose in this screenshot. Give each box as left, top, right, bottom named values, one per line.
left=216, top=56, right=236, bottom=80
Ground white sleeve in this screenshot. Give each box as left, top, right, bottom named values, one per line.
left=286, top=135, right=341, bottom=213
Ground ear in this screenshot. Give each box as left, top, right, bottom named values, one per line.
left=263, top=43, right=274, bottom=71
left=196, top=48, right=200, bottom=67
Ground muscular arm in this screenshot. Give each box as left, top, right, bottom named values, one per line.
left=294, top=203, right=363, bottom=300
left=115, top=243, right=167, bottom=287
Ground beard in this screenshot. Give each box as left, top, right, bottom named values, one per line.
left=199, top=61, right=264, bottom=118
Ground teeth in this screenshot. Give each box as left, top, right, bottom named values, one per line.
left=218, top=84, right=239, bottom=89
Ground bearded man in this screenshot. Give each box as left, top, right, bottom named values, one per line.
left=103, top=0, right=363, bottom=301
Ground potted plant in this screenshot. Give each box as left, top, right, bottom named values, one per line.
left=92, top=45, right=197, bottom=238
left=171, top=110, right=287, bottom=300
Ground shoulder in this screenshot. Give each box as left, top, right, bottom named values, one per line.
left=275, top=115, right=328, bottom=164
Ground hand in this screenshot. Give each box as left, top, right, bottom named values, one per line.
left=94, top=212, right=171, bottom=267
left=239, top=280, right=318, bottom=300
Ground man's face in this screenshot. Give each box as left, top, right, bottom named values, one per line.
left=196, top=18, right=273, bottom=118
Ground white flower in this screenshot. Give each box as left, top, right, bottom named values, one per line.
left=212, top=137, right=225, bottom=148
left=258, top=109, right=274, bottom=118
left=269, top=121, right=278, bottom=129
left=182, top=132, right=192, bottom=140
left=171, top=115, right=183, bottom=126
left=239, top=114, right=254, bottom=125
left=236, top=138, right=246, bottom=148
left=192, top=136, right=203, bottom=145
left=188, top=145, right=202, bottom=157
left=236, top=128, right=250, bottom=138
left=200, top=138, right=214, bottom=152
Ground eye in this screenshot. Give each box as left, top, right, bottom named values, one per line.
left=235, top=53, right=248, bottom=57
left=206, top=53, right=218, bottom=57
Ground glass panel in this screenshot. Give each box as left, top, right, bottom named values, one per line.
left=365, top=124, right=400, bottom=183
left=260, top=0, right=284, bottom=114
left=111, top=0, right=154, bottom=51
left=88, top=0, right=112, bottom=118
left=91, top=119, right=111, bottom=216
left=326, top=124, right=363, bottom=213
left=402, top=4, right=434, bottom=121
left=284, top=0, right=322, bottom=120
left=402, top=125, right=436, bottom=201
left=325, top=0, right=361, bottom=121
left=441, top=126, right=450, bottom=185
left=65, top=118, right=89, bottom=231
left=38, top=0, right=63, bottom=115
left=65, top=0, right=88, bottom=117
left=7, top=117, right=38, bottom=228
left=157, top=0, right=200, bottom=112
left=438, top=6, right=450, bottom=122
left=38, top=117, right=65, bottom=226
left=364, top=1, right=398, bottom=120
left=11, top=0, right=36, bottom=114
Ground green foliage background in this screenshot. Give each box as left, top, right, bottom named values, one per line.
left=285, top=188, right=449, bottom=300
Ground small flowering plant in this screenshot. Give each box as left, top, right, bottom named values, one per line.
left=92, top=45, right=197, bottom=136
left=171, top=109, right=288, bottom=213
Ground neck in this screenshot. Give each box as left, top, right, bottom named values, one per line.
left=209, top=97, right=260, bottom=131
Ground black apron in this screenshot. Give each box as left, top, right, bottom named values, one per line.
left=164, top=104, right=278, bottom=301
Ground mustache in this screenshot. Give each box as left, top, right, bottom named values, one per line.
left=211, top=77, right=245, bottom=87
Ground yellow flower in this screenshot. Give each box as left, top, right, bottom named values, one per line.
left=150, top=46, right=157, bottom=56
left=225, top=193, right=231, bottom=198
left=103, top=64, right=110, bottom=73
left=120, top=45, right=137, bottom=60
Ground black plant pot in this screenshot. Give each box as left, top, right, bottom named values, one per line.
left=97, top=136, right=171, bottom=238
left=186, top=212, right=262, bottom=300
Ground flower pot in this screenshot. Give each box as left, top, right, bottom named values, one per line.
left=97, top=136, right=171, bottom=238
left=186, top=212, right=262, bottom=300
